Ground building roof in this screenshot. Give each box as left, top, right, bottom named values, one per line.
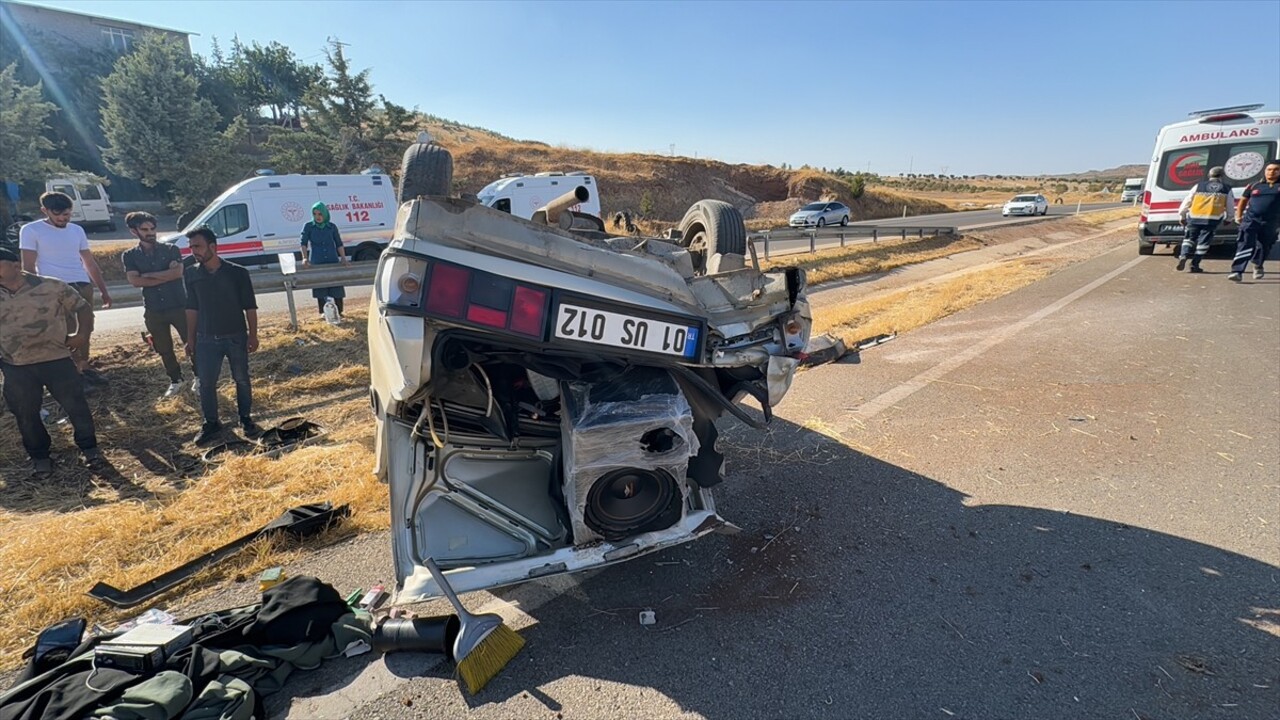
left=1, top=0, right=197, bottom=36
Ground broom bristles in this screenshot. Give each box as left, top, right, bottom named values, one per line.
left=457, top=623, right=525, bottom=694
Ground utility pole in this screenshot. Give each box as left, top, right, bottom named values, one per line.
left=669, top=144, right=675, bottom=157
left=908, top=155, right=914, bottom=174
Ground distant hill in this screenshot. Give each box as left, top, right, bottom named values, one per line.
left=1047, top=164, right=1148, bottom=180
left=417, top=117, right=950, bottom=226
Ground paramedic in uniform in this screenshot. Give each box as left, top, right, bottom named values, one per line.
left=1175, top=166, right=1232, bottom=273
left=1229, top=160, right=1280, bottom=281
left=0, top=245, right=102, bottom=475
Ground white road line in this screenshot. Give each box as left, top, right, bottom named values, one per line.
left=840, top=252, right=1147, bottom=429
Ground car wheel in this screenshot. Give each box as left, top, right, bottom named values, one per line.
left=398, top=141, right=454, bottom=202
left=1002, top=213, right=1008, bottom=217
left=1138, top=241, right=1155, bottom=256
left=840, top=215, right=849, bottom=226
left=677, top=200, right=747, bottom=276
left=5, top=215, right=33, bottom=243
left=817, top=218, right=825, bottom=228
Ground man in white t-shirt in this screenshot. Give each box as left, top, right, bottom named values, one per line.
left=19, top=191, right=112, bottom=376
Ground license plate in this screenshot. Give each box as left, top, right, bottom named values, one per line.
left=1160, top=224, right=1183, bottom=233
left=554, top=303, right=699, bottom=358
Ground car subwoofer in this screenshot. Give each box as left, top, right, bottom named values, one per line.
left=561, top=368, right=698, bottom=545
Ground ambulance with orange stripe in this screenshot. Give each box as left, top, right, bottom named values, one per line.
left=1138, top=104, right=1279, bottom=255
left=163, top=172, right=398, bottom=266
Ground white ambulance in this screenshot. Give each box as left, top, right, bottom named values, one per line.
left=165, top=173, right=397, bottom=266
left=1138, top=104, right=1279, bottom=255
left=475, top=172, right=602, bottom=220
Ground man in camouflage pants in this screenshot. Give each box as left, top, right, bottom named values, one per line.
left=0, top=245, right=102, bottom=475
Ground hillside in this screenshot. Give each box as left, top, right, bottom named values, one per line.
left=1047, top=164, right=1147, bottom=180
left=418, top=120, right=951, bottom=227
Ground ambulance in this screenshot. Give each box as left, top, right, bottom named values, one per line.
left=475, top=172, right=602, bottom=220
left=1137, top=104, right=1279, bottom=255
left=164, top=173, right=397, bottom=266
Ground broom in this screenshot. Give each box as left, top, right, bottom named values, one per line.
left=424, top=557, right=525, bottom=694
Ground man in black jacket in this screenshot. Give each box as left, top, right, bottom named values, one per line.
left=182, top=227, right=262, bottom=445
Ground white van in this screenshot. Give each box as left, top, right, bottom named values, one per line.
left=1120, top=178, right=1143, bottom=203
left=475, top=172, right=602, bottom=220
left=1138, top=104, right=1279, bottom=255
left=46, top=176, right=114, bottom=231
left=165, top=173, right=397, bottom=265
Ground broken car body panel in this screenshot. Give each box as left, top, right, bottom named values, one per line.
left=369, top=197, right=810, bottom=604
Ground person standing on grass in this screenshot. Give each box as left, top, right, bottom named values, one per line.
left=122, top=212, right=196, bottom=398
left=299, top=201, right=349, bottom=317
left=0, top=245, right=103, bottom=475
left=183, top=227, right=262, bottom=445
left=1176, top=166, right=1233, bottom=274
left=19, top=191, right=112, bottom=382
left=1228, top=160, right=1280, bottom=282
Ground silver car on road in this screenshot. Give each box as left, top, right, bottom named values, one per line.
left=789, top=201, right=850, bottom=228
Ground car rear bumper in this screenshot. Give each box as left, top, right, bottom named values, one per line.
left=1139, top=219, right=1237, bottom=245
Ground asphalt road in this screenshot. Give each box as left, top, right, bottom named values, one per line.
left=158, top=231, right=1276, bottom=719
left=761, top=203, right=1128, bottom=257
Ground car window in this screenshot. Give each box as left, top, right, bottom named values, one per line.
left=51, top=183, right=75, bottom=198
left=1012, top=195, right=1038, bottom=202
left=1157, top=141, right=1277, bottom=191
left=801, top=203, right=825, bottom=211
left=78, top=184, right=102, bottom=200
left=206, top=203, right=250, bottom=237
left=494, top=198, right=511, bottom=214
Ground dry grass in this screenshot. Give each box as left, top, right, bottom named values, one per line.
left=89, top=241, right=134, bottom=285
left=813, top=259, right=1057, bottom=344
left=1079, top=206, right=1142, bottom=226
left=761, top=233, right=981, bottom=286
left=0, top=310, right=384, bottom=669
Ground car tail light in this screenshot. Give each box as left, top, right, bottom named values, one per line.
left=1139, top=190, right=1151, bottom=223
left=423, top=261, right=549, bottom=338
left=425, top=263, right=469, bottom=318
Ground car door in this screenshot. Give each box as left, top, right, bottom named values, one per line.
left=74, top=183, right=111, bottom=224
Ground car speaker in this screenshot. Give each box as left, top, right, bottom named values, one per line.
left=560, top=368, right=698, bottom=545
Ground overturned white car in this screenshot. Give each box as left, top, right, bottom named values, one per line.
left=369, top=141, right=812, bottom=604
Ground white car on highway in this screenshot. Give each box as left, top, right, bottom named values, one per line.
left=1002, top=194, right=1048, bottom=217
left=789, top=201, right=850, bottom=228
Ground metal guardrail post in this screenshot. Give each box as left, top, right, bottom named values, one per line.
left=918, top=228, right=924, bottom=239
left=901, top=228, right=907, bottom=240
left=873, top=227, right=878, bottom=242
left=763, top=231, right=770, bottom=261
left=839, top=231, right=845, bottom=248
left=283, top=277, right=298, bottom=331
left=808, top=231, right=816, bottom=253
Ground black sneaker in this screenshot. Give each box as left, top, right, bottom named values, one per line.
left=1188, top=266, right=1204, bottom=274
left=32, top=458, right=53, bottom=476
left=83, top=447, right=109, bottom=469
left=194, top=423, right=224, bottom=446
left=1175, top=257, right=1187, bottom=271
left=240, top=418, right=265, bottom=439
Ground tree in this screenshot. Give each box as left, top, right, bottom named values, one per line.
left=639, top=191, right=655, bottom=217
left=0, top=62, right=72, bottom=184
left=101, top=34, right=249, bottom=209
left=847, top=175, right=866, bottom=199
left=270, top=38, right=414, bottom=174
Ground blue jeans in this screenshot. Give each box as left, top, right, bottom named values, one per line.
left=195, top=333, right=252, bottom=426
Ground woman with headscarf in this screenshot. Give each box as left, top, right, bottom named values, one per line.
left=299, top=201, right=350, bottom=315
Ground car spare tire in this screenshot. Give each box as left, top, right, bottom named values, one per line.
left=398, top=141, right=453, bottom=203
left=676, top=200, right=746, bottom=275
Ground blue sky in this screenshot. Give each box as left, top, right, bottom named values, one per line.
left=25, top=0, right=1280, bottom=175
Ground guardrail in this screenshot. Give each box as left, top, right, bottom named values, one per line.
left=103, top=262, right=379, bottom=310
left=748, top=225, right=958, bottom=260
